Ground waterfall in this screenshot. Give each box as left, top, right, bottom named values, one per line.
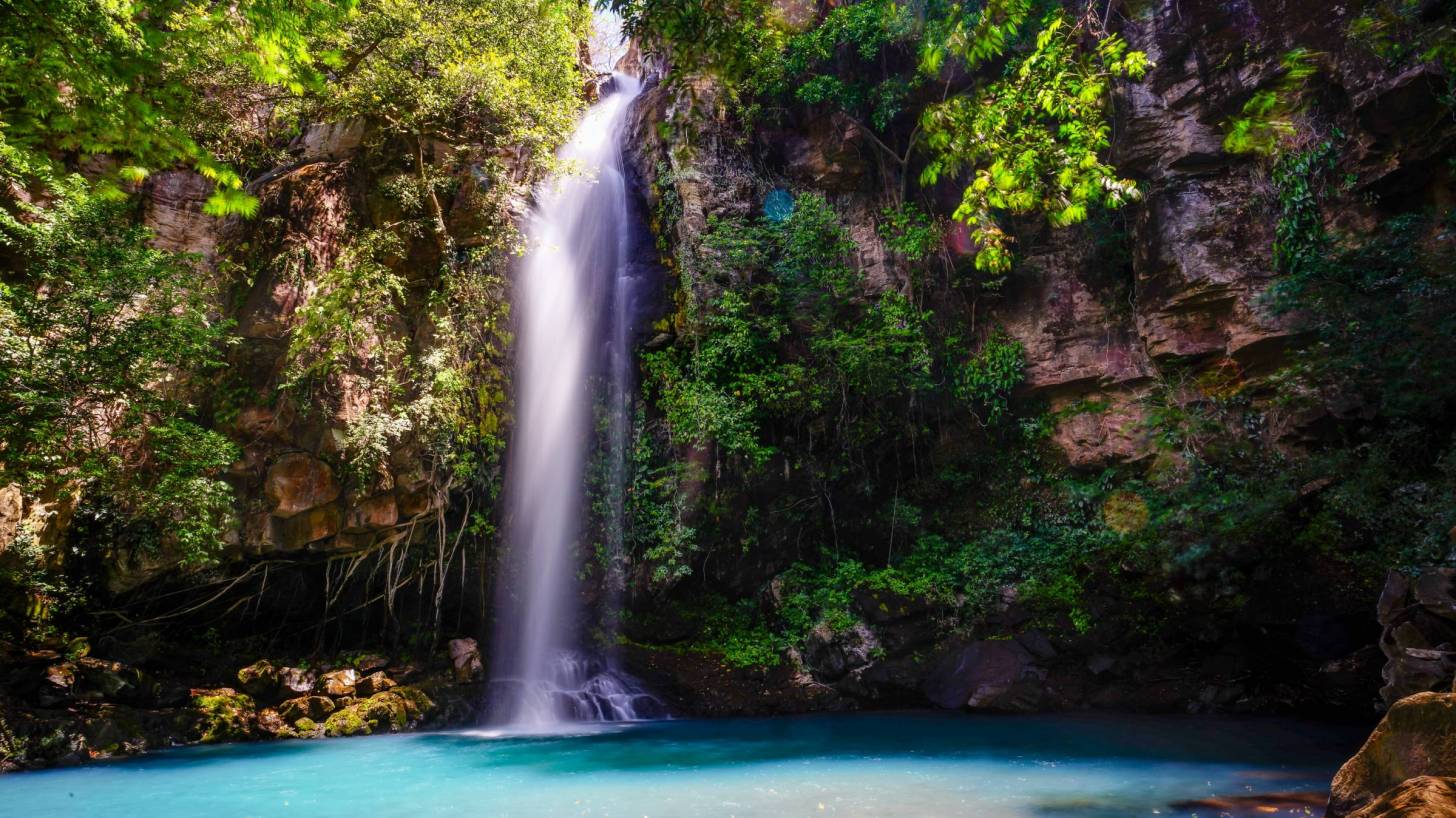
left=487, top=71, right=662, bottom=731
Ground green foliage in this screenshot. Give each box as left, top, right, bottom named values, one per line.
left=1347, top=0, right=1456, bottom=80
left=307, top=0, right=590, bottom=163
left=1223, top=49, right=1320, bottom=155
left=285, top=229, right=407, bottom=390
left=680, top=594, right=781, bottom=668
left=606, top=0, right=787, bottom=98
left=645, top=286, right=799, bottom=464
left=645, top=194, right=950, bottom=464
left=877, top=203, right=942, bottom=262
left=951, top=329, right=1025, bottom=423
left=0, top=180, right=235, bottom=566
left=0, top=0, right=355, bottom=211
left=623, top=1, right=1147, bottom=278
left=624, top=411, right=700, bottom=588
left=1, top=0, right=589, bottom=216
left=777, top=0, right=926, bottom=128
left=920, top=11, right=1147, bottom=280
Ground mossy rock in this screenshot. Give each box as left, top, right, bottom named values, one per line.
left=291, top=717, right=324, bottom=739
left=321, top=690, right=417, bottom=737
left=190, top=688, right=257, bottom=743
left=236, top=660, right=280, bottom=700
left=393, top=686, right=435, bottom=721
left=360, top=692, right=407, bottom=731
left=322, top=706, right=369, bottom=737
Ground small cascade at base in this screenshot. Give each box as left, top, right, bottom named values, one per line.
left=488, top=651, right=667, bottom=729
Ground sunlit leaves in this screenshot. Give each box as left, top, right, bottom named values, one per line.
left=1222, top=49, right=1319, bottom=155
left=920, top=10, right=1147, bottom=282
left=0, top=0, right=356, bottom=206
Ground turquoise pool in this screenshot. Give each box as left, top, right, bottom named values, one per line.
left=0, top=712, right=1362, bottom=817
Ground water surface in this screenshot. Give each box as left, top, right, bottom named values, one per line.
left=1, top=712, right=1361, bottom=817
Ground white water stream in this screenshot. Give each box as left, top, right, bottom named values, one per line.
left=488, top=71, right=660, bottom=731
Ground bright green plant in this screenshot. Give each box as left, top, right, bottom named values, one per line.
left=0, top=0, right=357, bottom=213
left=1223, top=49, right=1320, bottom=155
left=952, top=329, right=1025, bottom=423
left=919, top=10, right=1148, bottom=279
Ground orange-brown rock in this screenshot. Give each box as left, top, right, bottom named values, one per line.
left=264, top=453, right=341, bottom=519
left=1348, top=776, right=1456, bottom=818
left=1328, top=693, right=1456, bottom=817
left=344, top=494, right=399, bottom=533
left=270, top=504, right=342, bottom=550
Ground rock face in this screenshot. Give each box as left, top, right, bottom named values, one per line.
left=1376, top=570, right=1456, bottom=706
left=1328, top=692, right=1456, bottom=817
left=264, top=454, right=341, bottom=519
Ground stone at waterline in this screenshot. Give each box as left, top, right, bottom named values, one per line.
left=256, top=707, right=288, bottom=737
left=1327, top=692, right=1456, bottom=817
left=1377, top=569, right=1456, bottom=705
left=924, top=640, right=1045, bottom=712
left=449, top=638, right=483, bottom=683
left=190, top=688, right=257, bottom=743
left=804, top=622, right=879, bottom=682
left=1348, top=776, right=1456, bottom=818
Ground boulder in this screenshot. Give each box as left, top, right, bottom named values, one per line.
left=236, top=660, right=280, bottom=700
left=1413, top=570, right=1456, bottom=621
left=321, top=691, right=412, bottom=737
left=392, top=686, right=435, bottom=721
left=1328, top=693, right=1456, bottom=817
left=924, top=640, right=1046, bottom=712
left=1348, top=776, right=1456, bottom=818
left=279, top=695, right=336, bottom=723
left=37, top=661, right=76, bottom=706
left=448, top=638, right=483, bottom=683
left=291, top=119, right=367, bottom=161
left=355, top=653, right=391, bottom=674
left=278, top=666, right=316, bottom=696
left=256, top=708, right=287, bottom=737
left=75, top=657, right=154, bottom=705
left=316, top=668, right=359, bottom=697
left=189, top=688, right=257, bottom=743
left=356, top=671, right=396, bottom=697
left=264, top=453, right=341, bottom=519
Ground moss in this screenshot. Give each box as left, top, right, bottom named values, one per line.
left=290, top=717, right=323, bottom=739
left=392, top=686, right=435, bottom=721
left=322, top=707, right=369, bottom=738
left=361, top=692, right=407, bottom=730
left=191, top=689, right=256, bottom=743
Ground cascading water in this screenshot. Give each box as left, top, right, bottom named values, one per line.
left=488, top=69, right=662, bottom=731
